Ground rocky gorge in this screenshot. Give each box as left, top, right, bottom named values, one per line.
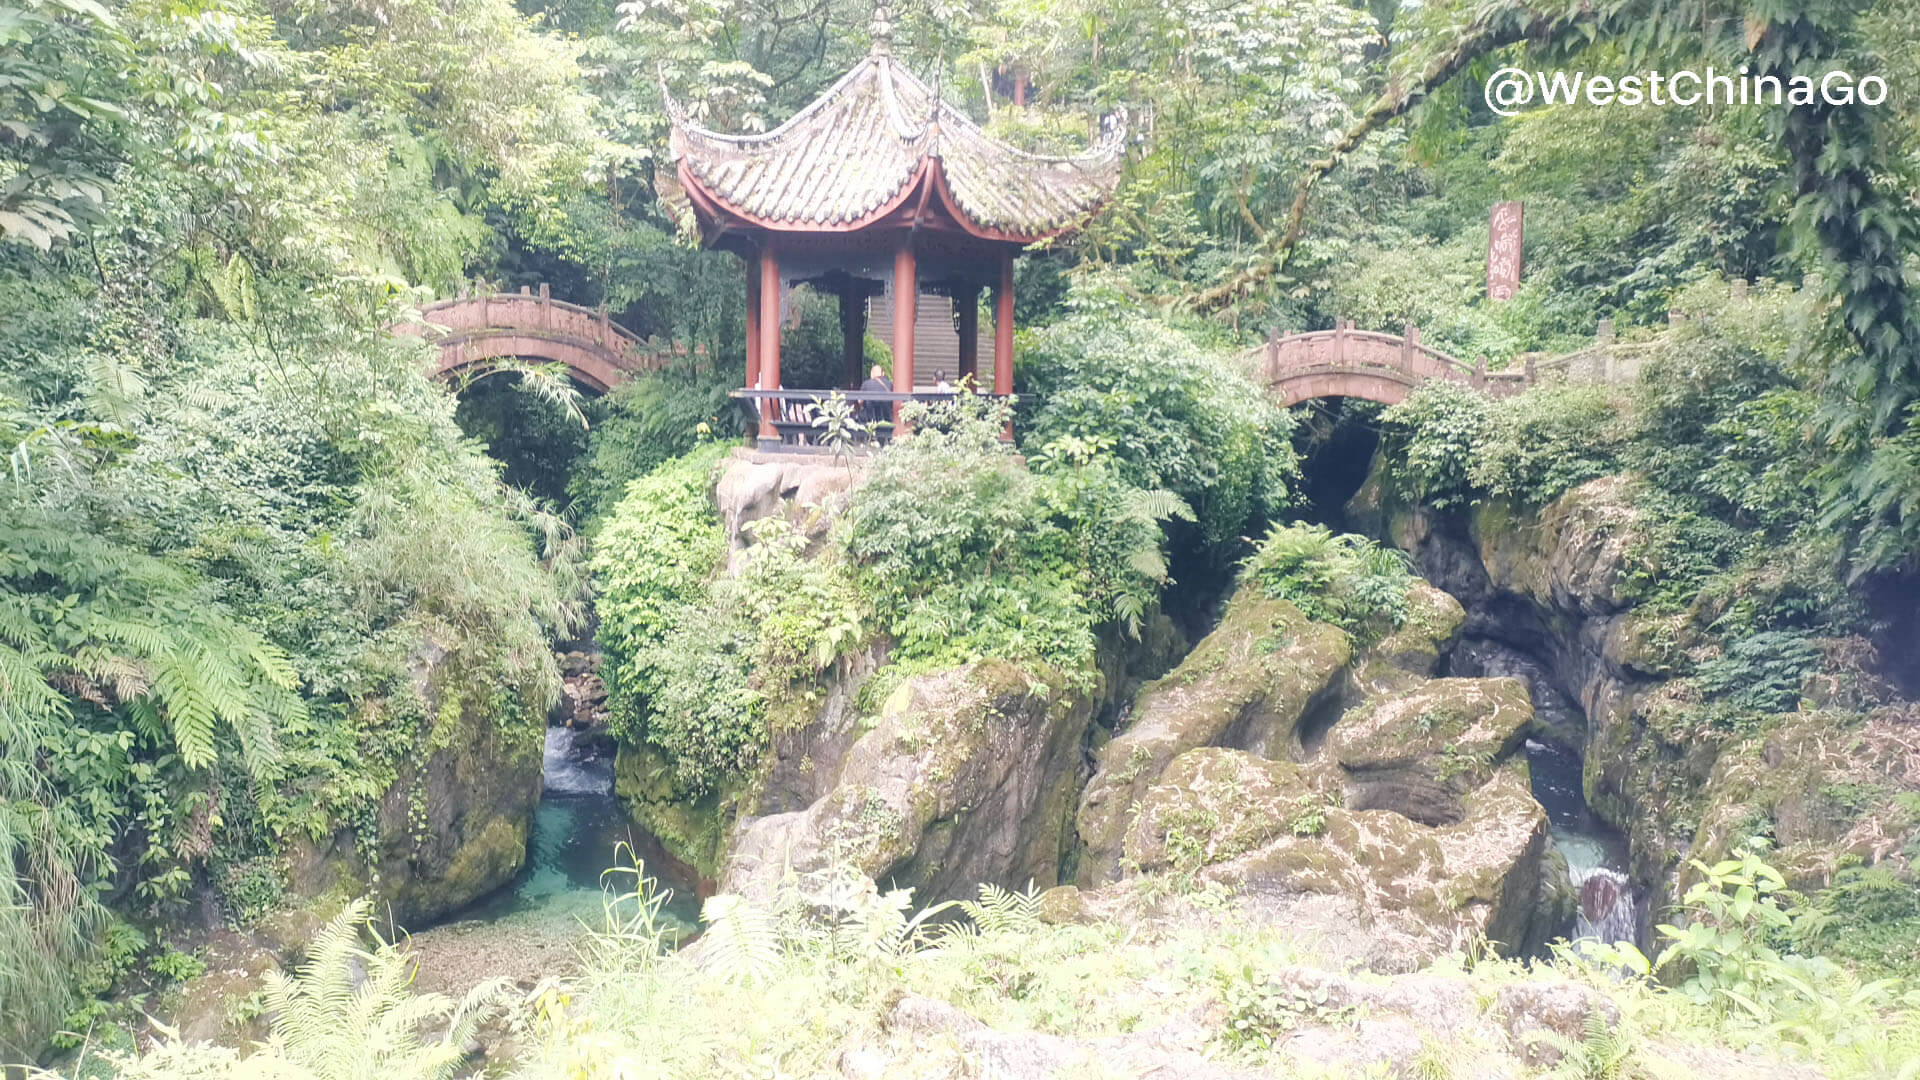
left=604, top=449, right=1658, bottom=967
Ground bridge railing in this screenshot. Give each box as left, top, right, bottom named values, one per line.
left=1248, top=316, right=1687, bottom=403
left=405, top=284, right=697, bottom=374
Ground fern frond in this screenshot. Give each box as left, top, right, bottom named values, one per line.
left=695, top=893, right=780, bottom=986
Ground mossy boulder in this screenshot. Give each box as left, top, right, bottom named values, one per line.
left=722, top=660, right=1091, bottom=904
left=1325, top=677, right=1533, bottom=826
left=1690, top=708, right=1919, bottom=891
left=1120, top=748, right=1332, bottom=872
left=1347, top=582, right=1465, bottom=698
left=287, top=635, right=545, bottom=928
left=1076, top=590, right=1352, bottom=885
left=1139, top=752, right=1554, bottom=956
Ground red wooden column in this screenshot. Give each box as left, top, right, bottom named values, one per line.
left=994, top=250, right=1015, bottom=440
left=891, top=237, right=917, bottom=427
left=993, top=251, right=1015, bottom=394
left=956, top=286, right=979, bottom=383
left=744, top=251, right=762, bottom=423
left=758, top=241, right=782, bottom=441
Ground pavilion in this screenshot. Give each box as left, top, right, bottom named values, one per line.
left=658, top=7, right=1124, bottom=447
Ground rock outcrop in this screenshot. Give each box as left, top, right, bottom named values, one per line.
left=712, top=447, right=860, bottom=569
left=1354, top=464, right=1919, bottom=930
left=288, top=635, right=544, bottom=927
left=723, top=661, right=1091, bottom=903
left=1362, top=473, right=1723, bottom=904
left=1075, top=589, right=1356, bottom=885
left=1072, top=564, right=1563, bottom=955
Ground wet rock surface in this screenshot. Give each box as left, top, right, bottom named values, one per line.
left=286, top=633, right=543, bottom=927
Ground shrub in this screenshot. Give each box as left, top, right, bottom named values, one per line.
left=844, top=395, right=1179, bottom=684
left=734, top=518, right=869, bottom=692
left=1021, top=306, right=1297, bottom=548
left=1378, top=382, right=1489, bottom=511
left=1382, top=381, right=1621, bottom=511
left=635, top=599, right=765, bottom=792
left=1241, top=523, right=1414, bottom=645
left=1469, top=383, right=1622, bottom=505
left=1694, top=631, right=1821, bottom=714
left=591, top=442, right=731, bottom=747
left=571, top=364, right=746, bottom=526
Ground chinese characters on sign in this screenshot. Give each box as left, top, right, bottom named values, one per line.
left=1487, top=201, right=1524, bottom=301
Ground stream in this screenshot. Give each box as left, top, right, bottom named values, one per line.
left=457, top=725, right=702, bottom=927
left=404, top=724, right=701, bottom=993
left=1450, top=636, right=1642, bottom=946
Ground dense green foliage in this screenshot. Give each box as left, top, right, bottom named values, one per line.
left=1241, top=523, right=1415, bottom=645
left=570, top=362, right=747, bottom=527
left=1380, top=380, right=1625, bottom=512
left=845, top=395, right=1185, bottom=683
left=0, top=0, right=605, bottom=1054
left=594, top=396, right=1188, bottom=796
left=1019, top=294, right=1298, bottom=550
left=588, top=442, right=733, bottom=776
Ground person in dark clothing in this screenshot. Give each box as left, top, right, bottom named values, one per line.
left=858, top=364, right=893, bottom=432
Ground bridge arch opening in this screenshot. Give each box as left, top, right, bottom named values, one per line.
left=1290, top=397, right=1385, bottom=531
left=451, top=371, right=599, bottom=508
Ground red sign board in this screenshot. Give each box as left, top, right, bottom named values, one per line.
left=1487, top=201, right=1524, bottom=301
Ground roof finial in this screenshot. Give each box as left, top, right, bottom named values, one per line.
left=869, top=3, right=893, bottom=55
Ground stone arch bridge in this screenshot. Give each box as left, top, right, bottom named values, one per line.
left=399, top=285, right=690, bottom=394
left=1253, top=322, right=1535, bottom=407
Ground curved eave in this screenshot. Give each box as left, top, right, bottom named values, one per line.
left=677, top=156, right=1105, bottom=247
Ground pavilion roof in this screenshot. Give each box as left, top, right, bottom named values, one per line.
left=662, top=50, right=1124, bottom=244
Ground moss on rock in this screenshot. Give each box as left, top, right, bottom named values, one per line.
left=723, top=661, right=1093, bottom=904
left=1326, top=677, right=1533, bottom=825
left=1076, top=590, right=1352, bottom=885
left=615, top=741, right=736, bottom=880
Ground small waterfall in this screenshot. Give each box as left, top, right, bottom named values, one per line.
left=1523, top=735, right=1642, bottom=946
left=1573, top=867, right=1639, bottom=944
left=441, top=720, right=700, bottom=932
left=543, top=724, right=615, bottom=797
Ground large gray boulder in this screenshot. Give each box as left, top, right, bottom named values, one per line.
left=723, top=660, right=1091, bottom=903
left=1075, top=589, right=1354, bottom=886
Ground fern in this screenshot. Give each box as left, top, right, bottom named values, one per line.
left=255, top=898, right=509, bottom=1080
left=958, top=881, right=1043, bottom=936
left=101, top=899, right=509, bottom=1079
left=693, top=894, right=782, bottom=986
left=0, top=491, right=308, bottom=1053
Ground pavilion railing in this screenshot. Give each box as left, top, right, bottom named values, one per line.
left=730, top=388, right=1018, bottom=449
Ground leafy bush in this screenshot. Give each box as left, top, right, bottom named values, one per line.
left=1241, top=523, right=1414, bottom=644
left=1020, top=304, right=1297, bottom=548
left=844, top=395, right=1179, bottom=685
left=1378, top=381, right=1489, bottom=511
left=590, top=442, right=731, bottom=749
left=571, top=364, right=746, bottom=526
left=1626, top=297, right=1810, bottom=529
left=1648, top=845, right=1920, bottom=1071
left=636, top=600, right=765, bottom=793
left=1470, top=383, right=1623, bottom=505
left=734, top=518, right=868, bottom=692
left=1381, top=381, right=1621, bottom=511
left=1694, top=631, right=1821, bottom=714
